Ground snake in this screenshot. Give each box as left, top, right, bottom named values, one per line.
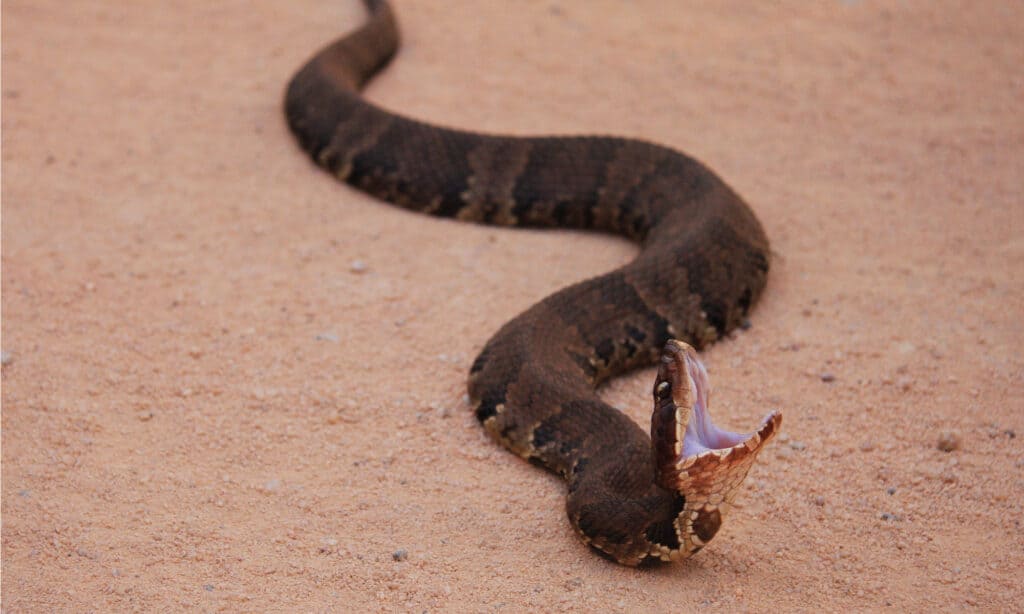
left=284, top=0, right=781, bottom=566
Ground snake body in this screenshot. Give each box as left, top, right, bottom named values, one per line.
left=285, top=0, right=780, bottom=565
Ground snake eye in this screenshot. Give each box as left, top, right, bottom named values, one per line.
left=654, top=380, right=671, bottom=399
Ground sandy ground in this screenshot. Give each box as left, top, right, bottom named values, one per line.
left=3, top=0, right=1023, bottom=611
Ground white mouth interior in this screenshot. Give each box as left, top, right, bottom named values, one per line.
left=680, top=354, right=750, bottom=456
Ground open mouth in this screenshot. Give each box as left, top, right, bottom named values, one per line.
left=647, top=340, right=782, bottom=560
left=680, top=352, right=753, bottom=456
left=651, top=340, right=781, bottom=487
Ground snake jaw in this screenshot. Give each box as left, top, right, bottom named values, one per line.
left=650, top=340, right=782, bottom=559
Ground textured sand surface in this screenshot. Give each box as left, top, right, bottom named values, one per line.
left=3, top=1, right=1022, bottom=610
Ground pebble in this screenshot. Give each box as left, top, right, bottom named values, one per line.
left=896, top=342, right=916, bottom=355
left=316, top=331, right=339, bottom=343
left=349, top=260, right=368, bottom=273
left=880, top=512, right=901, bottom=522
left=820, top=372, right=836, bottom=383
left=990, top=427, right=1016, bottom=439
left=859, top=441, right=875, bottom=452
left=886, top=487, right=897, bottom=495
left=392, top=549, right=408, bottom=562
left=936, top=431, right=960, bottom=452
left=813, top=495, right=825, bottom=506
left=0, top=351, right=11, bottom=366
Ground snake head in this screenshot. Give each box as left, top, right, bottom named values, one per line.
left=649, top=340, right=781, bottom=559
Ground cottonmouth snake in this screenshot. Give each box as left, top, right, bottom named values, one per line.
left=285, top=0, right=781, bottom=565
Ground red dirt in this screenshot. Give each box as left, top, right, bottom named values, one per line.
left=3, top=1, right=1022, bottom=610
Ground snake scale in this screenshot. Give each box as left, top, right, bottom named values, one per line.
left=285, top=0, right=781, bottom=565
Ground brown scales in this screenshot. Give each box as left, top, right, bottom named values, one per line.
left=285, top=0, right=781, bottom=565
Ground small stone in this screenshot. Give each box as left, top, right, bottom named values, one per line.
left=392, top=549, right=408, bottom=562
left=203, top=584, right=215, bottom=592
left=0, top=351, right=12, bottom=366
left=316, top=331, right=339, bottom=343
left=880, top=512, right=901, bottom=521
left=820, top=372, right=836, bottom=383
left=813, top=495, right=825, bottom=506
left=859, top=441, right=874, bottom=452
left=886, top=487, right=897, bottom=495
left=137, top=411, right=154, bottom=422
left=936, top=431, right=960, bottom=452
left=349, top=260, right=368, bottom=273
left=263, top=479, right=281, bottom=492
left=789, top=440, right=806, bottom=451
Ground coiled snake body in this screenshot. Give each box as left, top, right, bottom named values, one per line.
left=285, top=0, right=781, bottom=565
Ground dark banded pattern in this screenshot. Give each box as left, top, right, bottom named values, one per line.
left=285, top=0, right=778, bottom=565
